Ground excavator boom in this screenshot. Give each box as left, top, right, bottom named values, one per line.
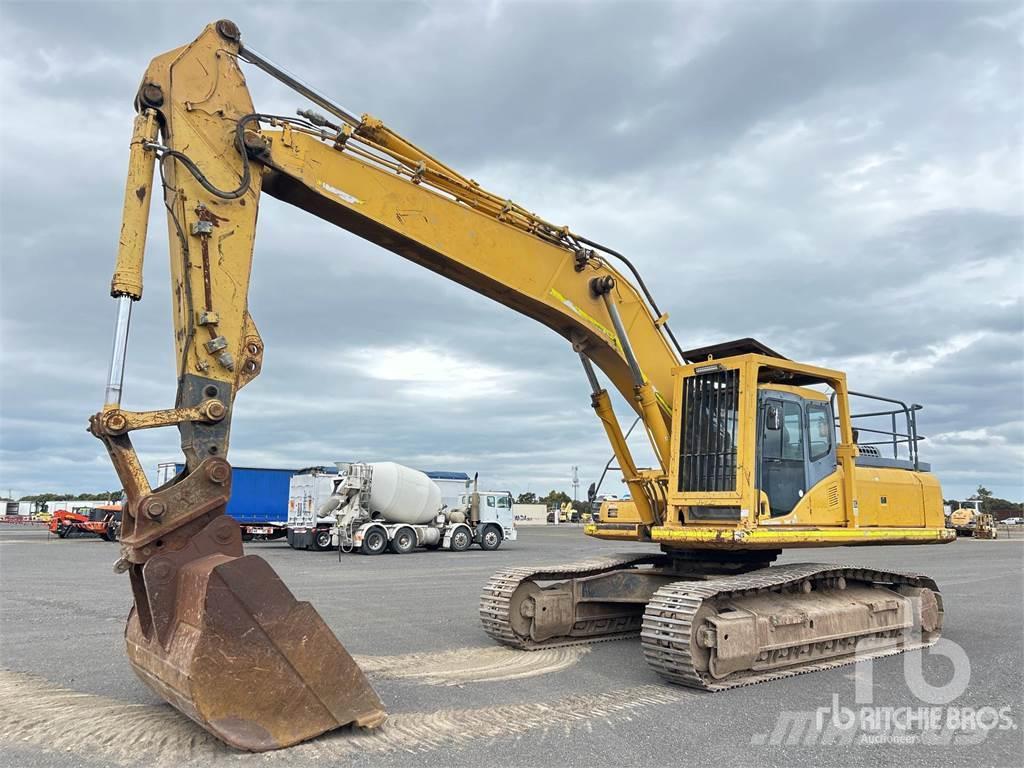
left=92, top=20, right=952, bottom=752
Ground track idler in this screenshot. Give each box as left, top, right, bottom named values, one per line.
left=117, top=457, right=385, bottom=751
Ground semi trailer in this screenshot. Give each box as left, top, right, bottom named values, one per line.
left=156, top=462, right=298, bottom=540
left=287, top=462, right=516, bottom=553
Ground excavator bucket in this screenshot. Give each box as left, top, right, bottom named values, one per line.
left=112, top=456, right=385, bottom=751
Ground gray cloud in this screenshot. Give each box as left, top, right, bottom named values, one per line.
left=1, top=0, right=1021, bottom=503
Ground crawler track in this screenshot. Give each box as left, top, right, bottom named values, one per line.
left=480, top=554, right=669, bottom=649
left=482, top=559, right=942, bottom=690
left=641, top=563, right=943, bottom=691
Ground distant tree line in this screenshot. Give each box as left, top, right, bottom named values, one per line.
left=516, top=490, right=571, bottom=505
left=18, top=491, right=121, bottom=502
left=516, top=490, right=592, bottom=514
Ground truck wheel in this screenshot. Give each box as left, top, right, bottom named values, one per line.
left=361, top=527, right=387, bottom=555
left=105, top=523, right=120, bottom=542
left=479, top=525, right=502, bottom=551
left=56, top=525, right=68, bottom=539
left=449, top=527, right=471, bottom=552
left=388, top=527, right=416, bottom=554
left=313, top=528, right=333, bottom=551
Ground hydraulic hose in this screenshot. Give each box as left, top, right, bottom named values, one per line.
left=574, top=234, right=686, bottom=361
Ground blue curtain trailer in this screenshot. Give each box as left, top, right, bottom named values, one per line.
left=156, top=462, right=297, bottom=541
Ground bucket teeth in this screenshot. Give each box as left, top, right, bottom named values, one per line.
left=126, top=546, right=385, bottom=751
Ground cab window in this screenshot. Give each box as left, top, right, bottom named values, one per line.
left=496, top=495, right=510, bottom=509
left=764, top=401, right=804, bottom=460
left=486, top=495, right=495, bottom=507
left=782, top=402, right=804, bottom=459
left=807, top=403, right=832, bottom=461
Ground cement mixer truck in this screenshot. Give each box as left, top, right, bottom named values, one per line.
left=287, top=462, right=516, bottom=553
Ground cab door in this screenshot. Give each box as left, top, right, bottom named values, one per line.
left=804, top=401, right=836, bottom=489
left=480, top=494, right=503, bottom=523
left=494, top=493, right=516, bottom=539
left=759, top=396, right=806, bottom=516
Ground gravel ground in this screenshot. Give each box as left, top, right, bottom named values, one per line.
left=1, top=523, right=1021, bottom=768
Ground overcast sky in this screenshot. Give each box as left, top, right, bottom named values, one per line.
left=0, top=0, right=1021, bottom=503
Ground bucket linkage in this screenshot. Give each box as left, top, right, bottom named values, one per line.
left=89, top=413, right=385, bottom=752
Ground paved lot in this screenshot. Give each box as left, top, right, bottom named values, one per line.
left=1, top=523, right=1021, bottom=767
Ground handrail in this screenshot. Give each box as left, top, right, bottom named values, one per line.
left=831, top=390, right=925, bottom=470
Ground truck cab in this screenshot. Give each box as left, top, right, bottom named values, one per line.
left=463, top=490, right=518, bottom=547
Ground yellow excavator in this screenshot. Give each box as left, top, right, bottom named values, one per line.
left=91, top=21, right=955, bottom=752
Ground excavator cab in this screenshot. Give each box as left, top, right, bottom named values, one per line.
left=589, top=340, right=950, bottom=548
left=758, top=389, right=835, bottom=518
left=667, top=345, right=846, bottom=530
left=669, top=350, right=945, bottom=539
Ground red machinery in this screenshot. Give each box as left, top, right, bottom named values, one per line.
left=49, top=505, right=122, bottom=541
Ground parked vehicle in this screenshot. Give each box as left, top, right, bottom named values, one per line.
left=285, top=467, right=339, bottom=550
left=157, top=463, right=298, bottom=540
left=49, top=505, right=121, bottom=541
left=947, top=499, right=997, bottom=539
left=546, top=502, right=580, bottom=524
left=288, top=462, right=515, bottom=553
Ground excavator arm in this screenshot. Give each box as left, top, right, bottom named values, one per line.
left=89, top=20, right=683, bottom=750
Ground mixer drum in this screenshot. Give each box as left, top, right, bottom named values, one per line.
left=367, top=462, right=441, bottom=525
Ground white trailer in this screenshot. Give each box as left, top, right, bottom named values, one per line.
left=287, top=462, right=516, bottom=553
left=512, top=503, right=548, bottom=526
left=286, top=468, right=339, bottom=550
